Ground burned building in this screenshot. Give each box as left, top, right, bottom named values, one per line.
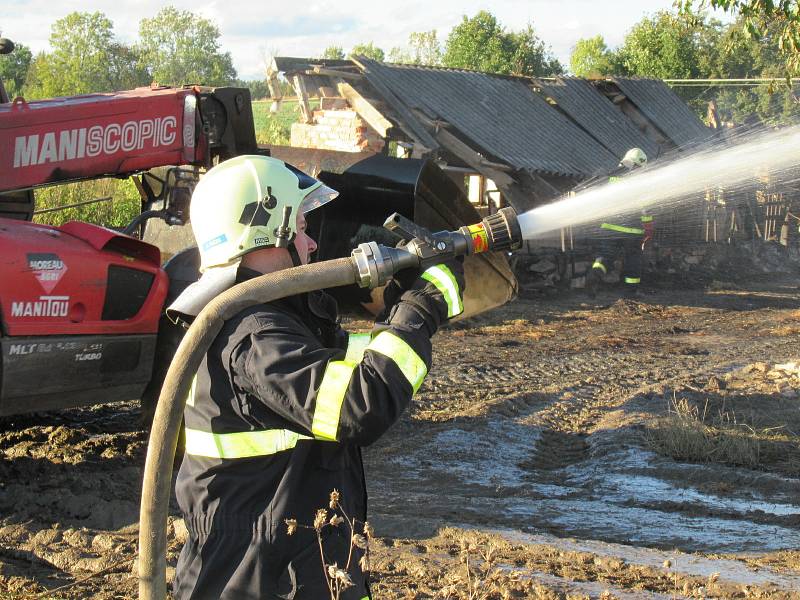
left=268, top=57, right=798, bottom=288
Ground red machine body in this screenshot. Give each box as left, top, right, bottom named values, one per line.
left=0, top=218, right=168, bottom=415
left=0, top=218, right=167, bottom=336
left=0, top=80, right=260, bottom=416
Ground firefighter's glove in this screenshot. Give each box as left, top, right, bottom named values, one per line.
left=381, top=259, right=465, bottom=337
left=379, top=263, right=423, bottom=319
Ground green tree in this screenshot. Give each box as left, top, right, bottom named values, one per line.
left=570, top=35, right=619, bottom=77
left=697, top=17, right=799, bottom=124
left=349, top=42, right=385, bottom=61
left=138, top=6, right=236, bottom=86
left=508, top=24, right=564, bottom=76
left=409, top=30, right=442, bottom=66
left=321, top=45, right=345, bottom=60
left=23, top=12, right=147, bottom=98
left=0, top=41, right=32, bottom=98
left=443, top=11, right=508, bottom=73
left=678, top=0, right=800, bottom=73
left=387, top=46, right=412, bottom=63
left=388, top=30, right=442, bottom=65
left=618, top=11, right=701, bottom=78
left=442, top=11, right=562, bottom=76
left=233, top=78, right=268, bottom=100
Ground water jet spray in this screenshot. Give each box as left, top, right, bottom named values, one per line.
left=517, top=125, right=800, bottom=242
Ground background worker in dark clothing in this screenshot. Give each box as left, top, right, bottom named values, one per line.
left=167, top=155, right=465, bottom=600
left=586, top=148, right=654, bottom=298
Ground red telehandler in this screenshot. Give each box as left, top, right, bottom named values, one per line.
left=0, top=37, right=517, bottom=419
left=0, top=36, right=268, bottom=417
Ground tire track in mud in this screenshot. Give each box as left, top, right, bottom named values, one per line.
left=521, top=429, right=589, bottom=472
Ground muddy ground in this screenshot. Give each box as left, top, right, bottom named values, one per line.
left=2, top=272, right=800, bottom=599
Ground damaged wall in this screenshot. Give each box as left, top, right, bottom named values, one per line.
left=290, top=100, right=385, bottom=154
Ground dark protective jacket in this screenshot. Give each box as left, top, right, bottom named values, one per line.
left=173, top=269, right=432, bottom=600
left=600, top=174, right=653, bottom=236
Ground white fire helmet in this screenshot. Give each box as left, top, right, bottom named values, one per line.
left=167, top=155, right=338, bottom=320
left=190, top=155, right=338, bottom=271
left=620, top=147, right=648, bottom=169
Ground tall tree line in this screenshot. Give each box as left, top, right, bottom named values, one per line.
left=570, top=8, right=800, bottom=125
left=330, top=11, right=564, bottom=78
left=1, top=7, right=237, bottom=100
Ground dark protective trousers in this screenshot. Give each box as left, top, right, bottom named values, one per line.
left=592, top=234, right=643, bottom=287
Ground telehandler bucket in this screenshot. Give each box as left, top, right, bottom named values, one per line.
left=268, top=148, right=518, bottom=319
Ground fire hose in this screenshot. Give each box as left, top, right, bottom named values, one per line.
left=138, top=208, right=521, bottom=599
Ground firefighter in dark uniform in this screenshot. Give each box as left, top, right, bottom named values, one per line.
left=167, top=155, right=465, bottom=599
left=586, top=148, right=654, bottom=298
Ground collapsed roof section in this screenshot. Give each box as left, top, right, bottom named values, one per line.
left=270, top=56, right=712, bottom=210
left=356, top=58, right=620, bottom=179
left=609, top=77, right=712, bottom=151
left=534, top=77, right=660, bottom=162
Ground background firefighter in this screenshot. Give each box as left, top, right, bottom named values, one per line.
left=166, top=155, right=465, bottom=600
left=586, top=148, right=654, bottom=299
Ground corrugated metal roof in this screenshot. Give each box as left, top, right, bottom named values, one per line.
left=358, top=58, right=619, bottom=178
left=611, top=77, right=711, bottom=148
left=536, top=77, right=659, bottom=161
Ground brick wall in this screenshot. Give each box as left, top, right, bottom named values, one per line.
left=290, top=105, right=385, bottom=154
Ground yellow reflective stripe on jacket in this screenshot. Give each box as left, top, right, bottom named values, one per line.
left=421, top=264, right=463, bottom=318
left=184, top=427, right=310, bottom=459
left=625, top=277, right=641, bottom=284
left=640, top=215, right=654, bottom=223
left=601, top=223, right=644, bottom=235
left=367, top=331, right=427, bottom=393
left=345, top=333, right=372, bottom=363
left=312, top=359, right=358, bottom=441
left=592, top=260, right=607, bottom=274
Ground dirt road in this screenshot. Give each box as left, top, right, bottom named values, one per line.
left=2, top=275, right=799, bottom=599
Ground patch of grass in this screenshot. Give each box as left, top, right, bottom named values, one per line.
left=770, top=309, right=800, bottom=336
left=644, top=395, right=800, bottom=476
left=252, top=99, right=319, bottom=146
left=33, top=178, right=141, bottom=229
left=772, top=324, right=800, bottom=336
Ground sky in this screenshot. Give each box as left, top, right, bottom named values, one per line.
left=2, top=1, right=729, bottom=80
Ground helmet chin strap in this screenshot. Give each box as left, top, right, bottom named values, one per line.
left=287, top=244, right=302, bottom=268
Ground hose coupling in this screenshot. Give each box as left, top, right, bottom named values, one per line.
left=351, top=242, right=417, bottom=289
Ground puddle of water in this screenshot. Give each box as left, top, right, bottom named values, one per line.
left=393, top=422, right=549, bottom=491
left=569, top=445, right=800, bottom=517
left=374, top=417, right=800, bottom=553
left=538, top=497, right=800, bottom=552
left=499, top=529, right=800, bottom=590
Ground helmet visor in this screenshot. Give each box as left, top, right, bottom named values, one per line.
left=301, top=183, right=339, bottom=214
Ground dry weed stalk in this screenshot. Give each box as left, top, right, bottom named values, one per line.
left=284, top=489, right=372, bottom=600
left=437, top=534, right=506, bottom=600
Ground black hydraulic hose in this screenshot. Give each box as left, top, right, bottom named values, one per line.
left=122, top=210, right=177, bottom=237
left=138, top=257, right=358, bottom=600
